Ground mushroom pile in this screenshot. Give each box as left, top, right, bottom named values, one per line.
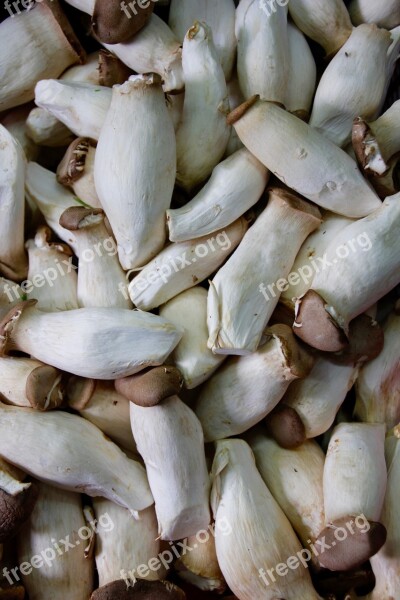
left=0, top=0, right=399, bottom=599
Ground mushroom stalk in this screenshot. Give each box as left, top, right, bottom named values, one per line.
left=1, top=106, right=39, bottom=163
left=35, top=80, right=112, bottom=140
left=68, top=378, right=137, bottom=454
left=282, top=355, right=357, bottom=439
left=167, top=148, right=269, bottom=242
left=102, top=15, right=184, bottom=93
left=349, top=0, right=400, bottom=29
left=175, top=21, right=230, bottom=192
left=168, top=0, right=236, bottom=80
left=249, top=433, right=325, bottom=548
left=175, top=529, right=226, bottom=594
left=17, top=482, right=94, bottom=600
left=287, top=0, right=352, bottom=56
left=294, top=194, right=400, bottom=349
left=0, top=403, right=153, bottom=514
left=207, top=188, right=321, bottom=355
left=0, top=301, right=182, bottom=380
left=0, top=0, right=84, bottom=111
left=26, top=108, right=75, bottom=148
left=159, top=287, right=226, bottom=389
left=94, top=74, right=176, bottom=270
left=367, top=428, right=400, bottom=599
left=92, top=499, right=164, bottom=587
left=309, top=25, right=393, bottom=148
left=0, top=278, right=23, bottom=313
left=236, top=0, right=289, bottom=104
left=0, top=357, right=63, bottom=411
left=354, top=312, right=400, bottom=430
left=59, top=207, right=131, bottom=309
left=25, top=227, right=78, bottom=312
left=231, top=98, right=381, bottom=218
left=210, top=439, right=321, bottom=600
left=285, top=22, right=317, bottom=120
left=352, top=100, right=400, bottom=176
left=130, top=396, right=210, bottom=540
left=195, top=324, right=313, bottom=442
left=128, top=218, right=247, bottom=311
left=0, top=126, right=27, bottom=282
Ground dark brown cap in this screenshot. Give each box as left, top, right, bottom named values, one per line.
left=98, top=50, right=133, bottom=87
left=92, top=0, right=154, bottom=45
left=0, top=482, right=39, bottom=543
left=265, top=404, right=306, bottom=448
left=57, top=138, right=92, bottom=186
left=115, top=366, right=183, bottom=407
left=328, top=313, right=384, bottom=366
left=90, top=579, right=186, bottom=600
left=26, top=365, right=64, bottom=411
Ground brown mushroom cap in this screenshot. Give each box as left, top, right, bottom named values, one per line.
left=115, top=366, right=184, bottom=407
left=293, top=290, right=348, bottom=353
left=0, top=482, right=39, bottom=543
left=57, top=138, right=92, bottom=186
left=92, top=0, right=154, bottom=45
left=328, top=314, right=384, bottom=366
left=59, top=206, right=104, bottom=231
left=265, top=404, right=306, bottom=449
left=98, top=50, right=133, bottom=87
left=67, top=376, right=96, bottom=411
left=90, top=579, right=186, bottom=600
left=42, top=0, right=86, bottom=64
left=315, top=517, right=387, bottom=572
left=26, top=365, right=64, bottom=411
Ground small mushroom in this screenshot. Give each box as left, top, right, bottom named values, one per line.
left=115, top=366, right=183, bottom=407
left=90, top=579, right=186, bottom=600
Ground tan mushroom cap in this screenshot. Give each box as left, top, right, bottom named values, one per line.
left=265, top=404, right=306, bottom=449
left=90, top=579, right=186, bottom=600
left=92, top=0, right=154, bottom=45
left=57, top=138, right=92, bottom=186
left=115, top=366, right=184, bottom=407
left=293, top=290, right=348, bottom=353
left=0, top=482, right=39, bottom=543
left=59, top=206, right=104, bottom=231
left=26, top=365, right=64, bottom=411
left=328, top=314, right=384, bottom=366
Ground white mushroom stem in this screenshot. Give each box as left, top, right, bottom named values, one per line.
left=0, top=126, right=27, bottom=281
left=128, top=218, right=247, bottom=311
left=0, top=458, right=30, bottom=497
left=0, top=403, right=153, bottom=514
left=0, top=0, right=84, bottom=111
left=207, top=188, right=321, bottom=355
left=130, top=396, right=210, bottom=540
left=25, top=163, right=88, bottom=253
left=283, top=356, right=357, bottom=439
left=224, top=77, right=244, bottom=157
left=324, top=423, right=387, bottom=523
left=285, top=22, right=317, bottom=119
left=93, top=500, right=165, bottom=587
left=349, top=0, right=400, bottom=29
left=195, top=324, right=313, bottom=442
left=167, top=148, right=268, bottom=242
left=354, top=312, right=400, bottom=430
left=63, top=0, right=95, bottom=14
left=302, top=193, right=400, bottom=334
left=94, top=74, right=176, bottom=270
left=232, top=98, right=381, bottom=218
left=25, top=228, right=78, bottom=312
left=68, top=378, right=137, bottom=454
left=249, top=433, right=325, bottom=546
left=176, top=21, right=230, bottom=192
left=0, top=277, right=23, bottom=312
left=353, top=100, right=400, bottom=176
left=34, top=80, right=112, bottom=140
left=236, top=0, right=289, bottom=104
left=59, top=208, right=131, bottom=309
left=1, top=105, right=39, bottom=162
left=210, top=439, right=320, bottom=600
left=26, top=108, right=75, bottom=148
left=17, top=482, right=94, bottom=600
left=0, top=357, right=63, bottom=411
left=367, top=428, right=400, bottom=600
left=0, top=302, right=182, bottom=380
left=102, top=15, right=184, bottom=93
left=168, top=0, right=236, bottom=80
left=288, top=0, right=352, bottom=56
left=309, top=25, right=393, bottom=148
left=159, top=287, right=226, bottom=389
left=280, top=211, right=353, bottom=309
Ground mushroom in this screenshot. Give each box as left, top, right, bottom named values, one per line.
left=90, top=579, right=186, bottom=600
left=349, top=0, right=400, bottom=29
left=166, top=148, right=269, bottom=242
left=236, top=0, right=289, bottom=104
left=92, top=0, right=154, bottom=44
left=115, top=366, right=183, bottom=407
left=1, top=106, right=39, bottom=163
left=130, top=396, right=210, bottom=540
left=285, top=22, right=317, bottom=120
left=195, top=324, right=314, bottom=442
left=59, top=207, right=131, bottom=309
left=175, top=22, right=230, bottom=193
left=57, top=139, right=101, bottom=208
left=94, top=74, right=176, bottom=270
left=0, top=459, right=38, bottom=544
left=0, top=402, right=153, bottom=514
left=207, top=188, right=321, bottom=355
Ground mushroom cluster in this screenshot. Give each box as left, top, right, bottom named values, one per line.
left=0, top=0, right=399, bottom=599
